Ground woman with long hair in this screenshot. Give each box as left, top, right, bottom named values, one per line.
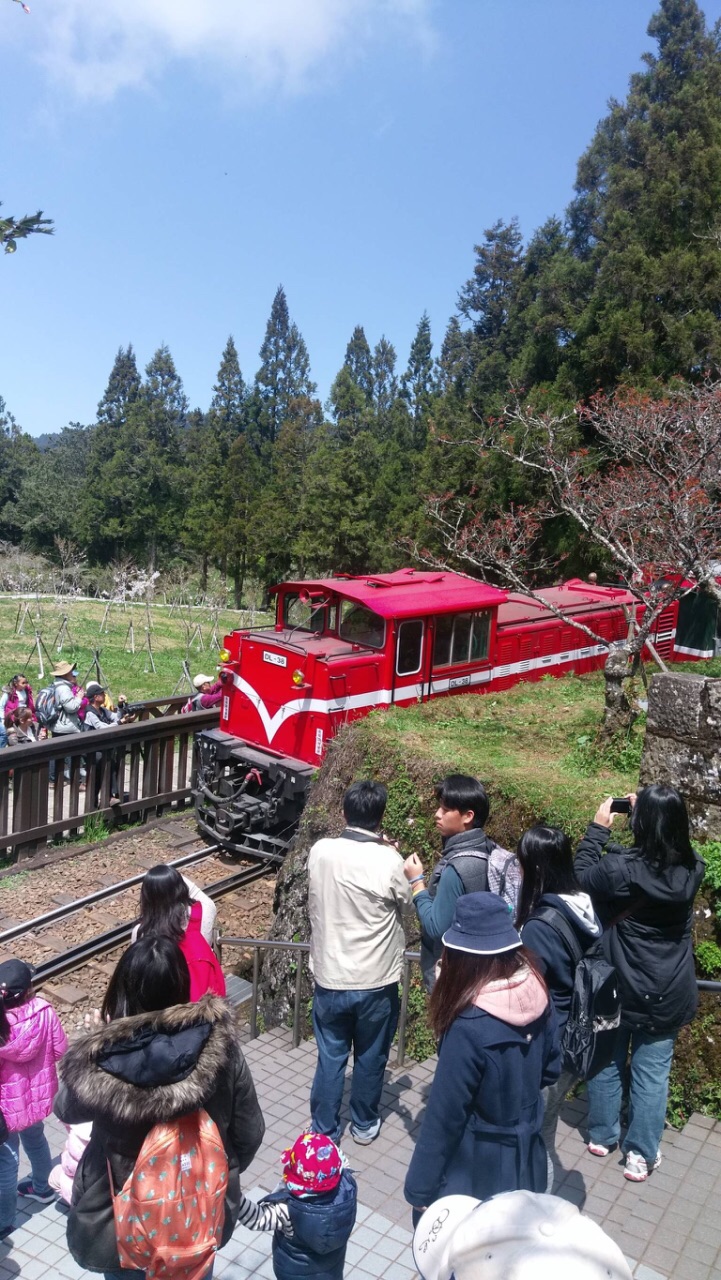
left=54, top=937, right=265, bottom=1280
left=136, top=863, right=226, bottom=1001
left=404, top=893, right=560, bottom=1220
left=515, top=825, right=602, bottom=1191
left=575, top=784, right=704, bottom=1182
left=0, top=959, right=67, bottom=1241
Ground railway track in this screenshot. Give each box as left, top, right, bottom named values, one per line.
left=2, top=831, right=289, bottom=994
left=32, top=860, right=279, bottom=988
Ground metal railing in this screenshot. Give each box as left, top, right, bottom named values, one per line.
left=0, top=706, right=219, bottom=859
left=217, top=935, right=721, bottom=1066
left=217, top=935, right=422, bottom=1065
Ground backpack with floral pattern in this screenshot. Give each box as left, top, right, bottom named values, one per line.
left=108, top=1109, right=228, bottom=1280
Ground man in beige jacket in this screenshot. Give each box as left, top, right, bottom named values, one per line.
left=308, top=780, right=412, bottom=1146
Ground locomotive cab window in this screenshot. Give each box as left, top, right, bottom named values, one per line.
left=433, top=611, right=491, bottom=667
left=396, top=619, right=424, bottom=676
left=339, top=602, right=385, bottom=649
left=282, top=593, right=327, bottom=633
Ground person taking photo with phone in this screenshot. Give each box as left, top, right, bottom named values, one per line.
left=574, top=785, right=704, bottom=1182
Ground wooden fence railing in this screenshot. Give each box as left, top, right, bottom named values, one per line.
left=0, top=707, right=220, bottom=861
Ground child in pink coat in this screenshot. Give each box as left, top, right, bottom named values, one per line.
left=0, top=959, right=67, bottom=1240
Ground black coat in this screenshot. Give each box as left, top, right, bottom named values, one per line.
left=575, top=823, right=705, bottom=1033
left=54, top=995, right=265, bottom=1273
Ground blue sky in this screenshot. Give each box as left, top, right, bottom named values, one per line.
left=3, top=0, right=721, bottom=437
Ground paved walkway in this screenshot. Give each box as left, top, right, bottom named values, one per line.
left=3, top=1025, right=721, bottom=1279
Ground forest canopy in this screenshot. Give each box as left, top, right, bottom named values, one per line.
left=2, top=0, right=721, bottom=602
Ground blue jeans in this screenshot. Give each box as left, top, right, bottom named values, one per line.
left=310, top=982, right=399, bottom=1139
left=0, top=1121, right=53, bottom=1232
left=586, top=1024, right=676, bottom=1167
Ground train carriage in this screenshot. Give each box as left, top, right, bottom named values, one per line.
left=193, top=567, right=686, bottom=856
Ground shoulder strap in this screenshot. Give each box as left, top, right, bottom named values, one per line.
left=496, top=851, right=516, bottom=897
left=533, top=905, right=585, bottom=965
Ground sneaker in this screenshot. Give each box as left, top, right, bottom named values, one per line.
left=17, top=1180, right=56, bottom=1204
left=624, top=1150, right=662, bottom=1182
left=350, top=1118, right=381, bottom=1145
left=0, top=1226, right=13, bottom=1242
left=587, top=1141, right=615, bottom=1157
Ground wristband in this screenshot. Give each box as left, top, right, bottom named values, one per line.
left=408, top=875, right=425, bottom=886
left=412, top=883, right=425, bottom=897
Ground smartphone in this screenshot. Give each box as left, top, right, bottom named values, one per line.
left=610, top=797, right=632, bottom=815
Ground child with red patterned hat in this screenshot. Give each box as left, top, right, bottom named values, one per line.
left=236, top=1130, right=357, bottom=1279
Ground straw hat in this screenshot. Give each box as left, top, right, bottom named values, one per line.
left=51, top=660, right=75, bottom=679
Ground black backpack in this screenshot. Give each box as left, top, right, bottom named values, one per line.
left=534, top=905, right=621, bottom=1081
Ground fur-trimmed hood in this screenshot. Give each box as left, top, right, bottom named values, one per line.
left=59, top=995, right=234, bottom=1127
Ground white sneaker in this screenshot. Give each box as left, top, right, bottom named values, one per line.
left=624, top=1150, right=662, bottom=1181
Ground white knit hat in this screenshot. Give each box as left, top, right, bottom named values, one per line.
left=412, top=1191, right=633, bottom=1280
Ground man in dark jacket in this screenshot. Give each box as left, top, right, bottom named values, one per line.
left=54, top=994, right=265, bottom=1273
left=403, top=775, right=497, bottom=990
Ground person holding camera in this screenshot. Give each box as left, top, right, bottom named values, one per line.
left=574, top=785, right=704, bottom=1182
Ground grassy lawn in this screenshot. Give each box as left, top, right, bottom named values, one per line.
left=0, top=596, right=273, bottom=701
left=367, top=658, right=720, bottom=843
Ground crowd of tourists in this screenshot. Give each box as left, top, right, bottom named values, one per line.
left=0, top=773, right=703, bottom=1278
left=0, top=667, right=223, bottom=801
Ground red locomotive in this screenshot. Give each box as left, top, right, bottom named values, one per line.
left=193, top=568, right=697, bottom=856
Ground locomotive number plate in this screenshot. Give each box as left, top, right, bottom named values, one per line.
left=263, top=651, right=287, bottom=667
left=449, top=674, right=471, bottom=689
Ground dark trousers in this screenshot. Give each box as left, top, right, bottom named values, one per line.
left=310, top=982, right=399, bottom=1141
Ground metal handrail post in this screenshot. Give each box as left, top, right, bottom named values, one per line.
left=292, top=955, right=304, bottom=1048
left=250, top=947, right=260, bottom=1040
left=396, top=955, right=412, bottom=1067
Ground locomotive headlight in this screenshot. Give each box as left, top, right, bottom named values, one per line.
left=218, top=648, right=231, bottom=664
left=291, top=669, right=305, bottom=687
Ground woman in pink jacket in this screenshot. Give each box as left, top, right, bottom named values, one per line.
left=0, top=959, right=67, bottom=1240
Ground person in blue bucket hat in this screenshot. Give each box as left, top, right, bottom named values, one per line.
left=404, top=894, right=561, bottom=1223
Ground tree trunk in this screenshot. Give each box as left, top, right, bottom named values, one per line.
left=232, top=553, right=245, bottom=610
left=601, top=646, right=637, bottom=738
left=200, top=553, right=208, bottom=595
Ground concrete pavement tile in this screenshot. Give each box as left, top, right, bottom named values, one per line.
left=372, top=1234, right=408, bottom=1262
left=685, top=1239, right=719, bottom=1266
left=377, top=1263, right=416, bottom=1280
left=363, top=1212, right=395, bottom=1236
left=635, top=1266, right=671, bottom=1280
left=385, top=1223, right=413, bottom=1245
left=10, top=1257, right=57, bottom=1280
left=355, top=1249, right=395, bottom=1277
left=640, top=1243, right=679, bottom=1275
left=673, top=1259, right=711, bottom=1280
left=628, top=1199, right=667, bottom=1225
left=352, top=1225, right=383, bottom=1250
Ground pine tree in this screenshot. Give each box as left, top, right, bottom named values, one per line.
left=328, top=365, right=370, bottom=443
left=437, top=316, right=471, bottom=401
left=209, top=336, right=246, bottom=449
left=0, top=396, right=40, bottom=544
left=82, top=346, right=188, bottom=567
left=401, top=312, right=436, bottom=445
left=96, top=346, right=140, bottom=428
left=458, top=218, right=524, bottom=412
left=567, top=0, right=721, bottom=389
left=254, top=286, right=316, bottom=445
left=372, top=336, right=399, bottom=434
left=344, top=326, right=374, bottom=402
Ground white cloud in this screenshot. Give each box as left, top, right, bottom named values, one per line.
left=23, top=0, right=435, bottom=102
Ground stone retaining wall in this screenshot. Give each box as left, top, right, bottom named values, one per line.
left=640, top=672, right=721, bottom=838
